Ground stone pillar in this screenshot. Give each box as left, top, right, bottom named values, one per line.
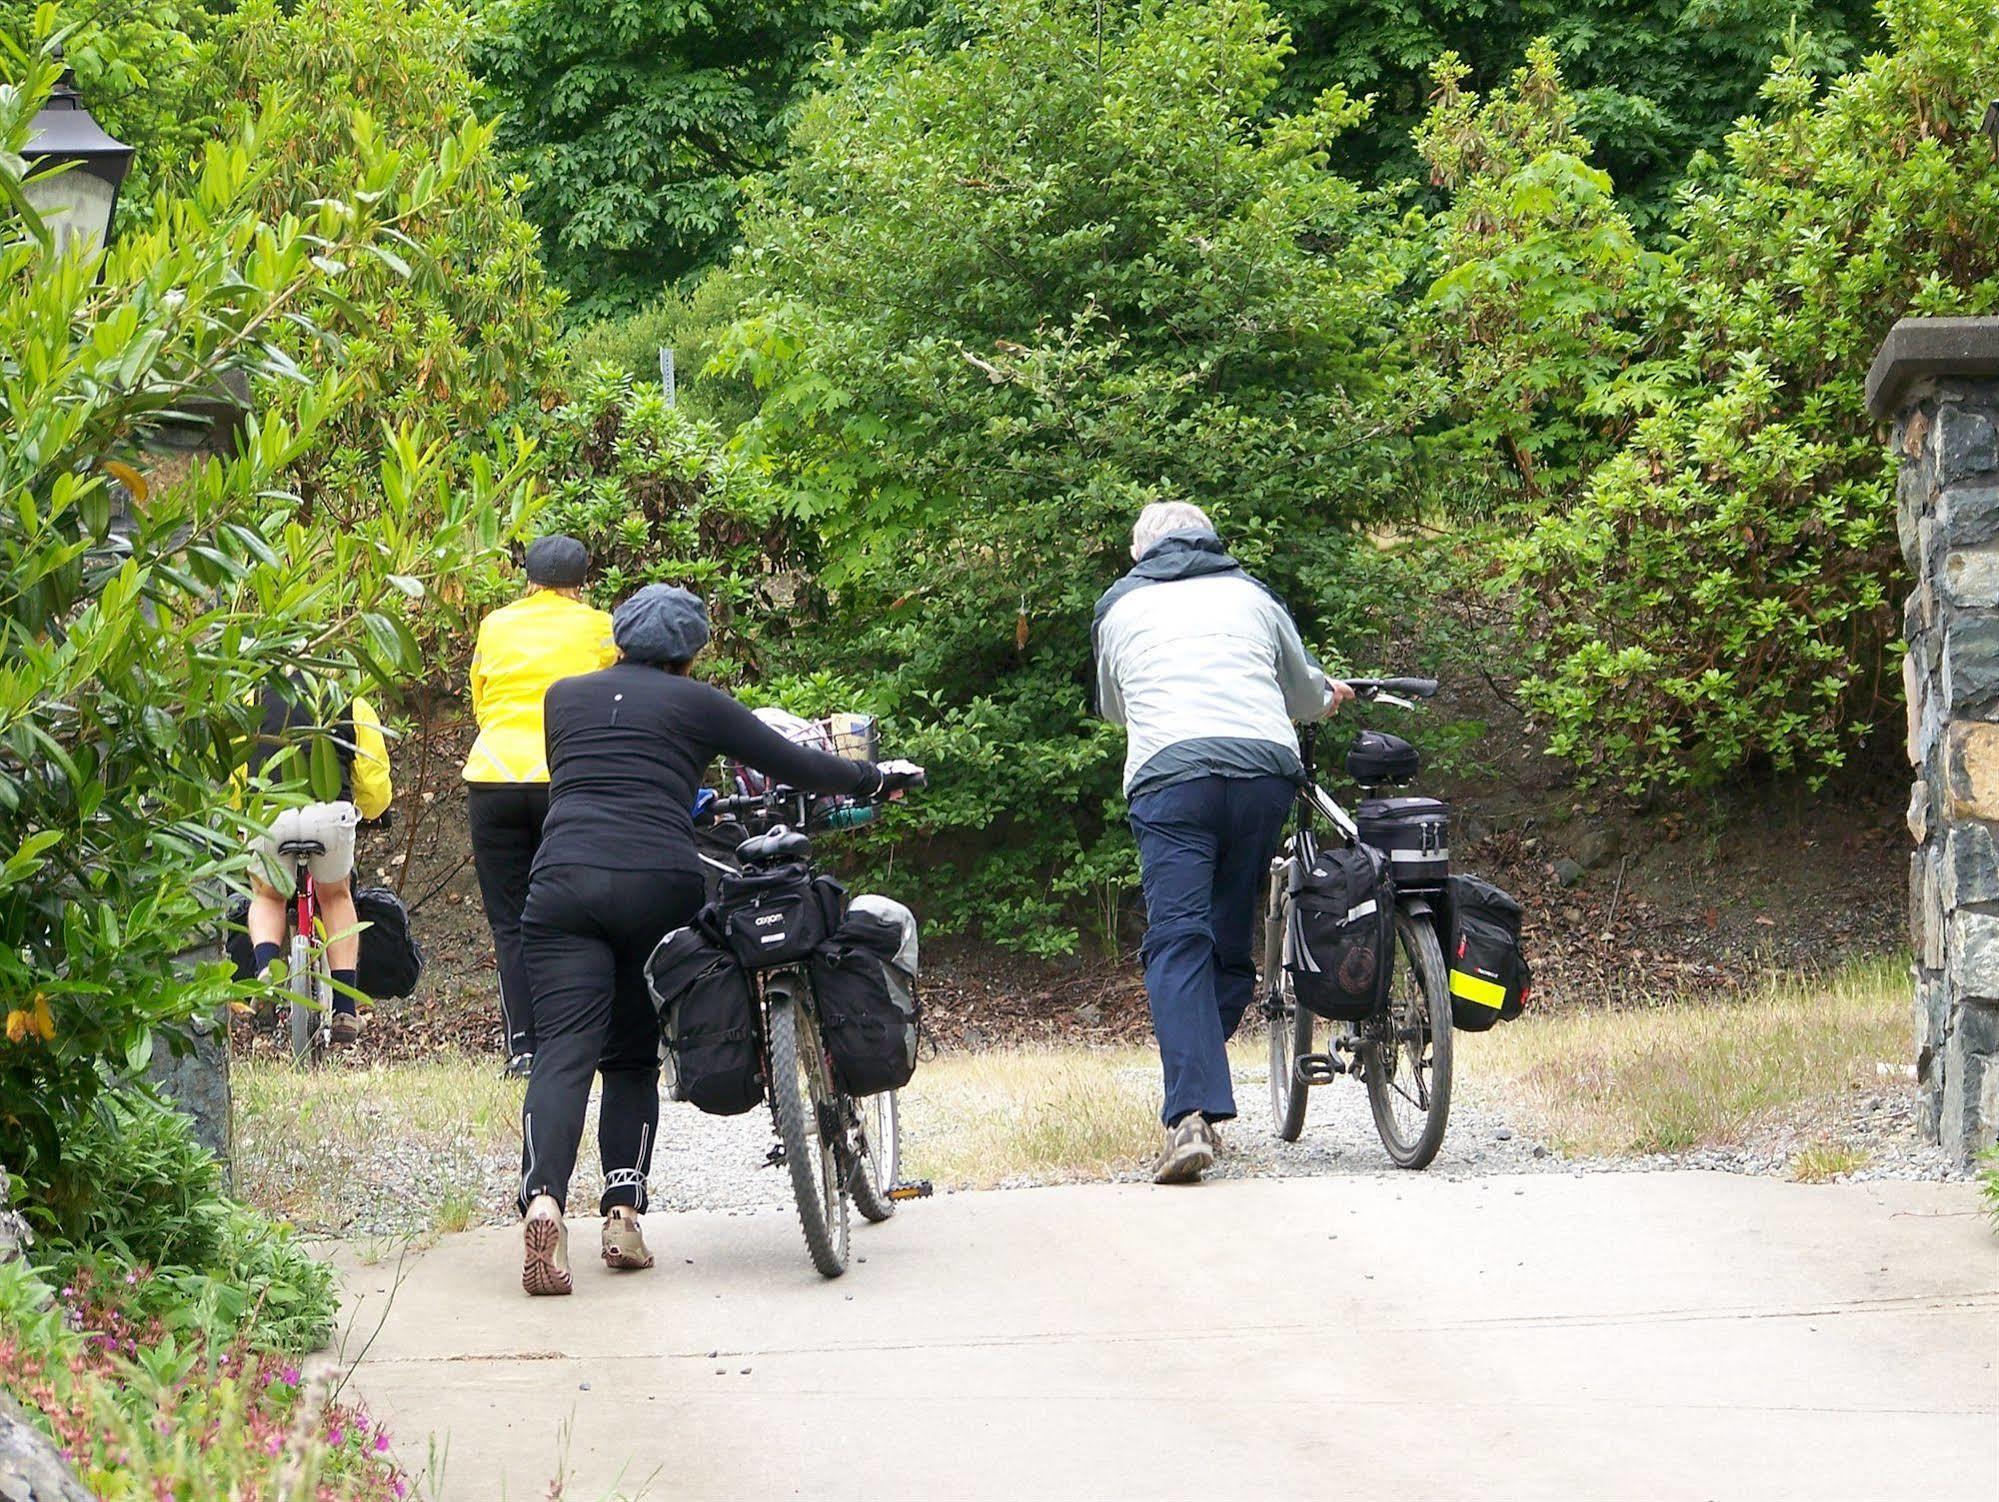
left=1870, top=316, right=1999, bottom=1163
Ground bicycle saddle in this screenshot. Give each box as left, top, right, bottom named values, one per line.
left=276, top=838, right=327, bottom=858
left=736, top=826, right=812, bottom=866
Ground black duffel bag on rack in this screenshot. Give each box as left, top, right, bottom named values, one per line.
left=711, top=862, right=845, bottom=970
left=354, top=886, right=425, bottom=999
left=810, top=895, right=921, bottom=1097
left=1286, top=844, right=1395, bottom=1021
left=1444, top=875, right=1531, bottom=1032
left=646, top=925, right=765, bottom=1115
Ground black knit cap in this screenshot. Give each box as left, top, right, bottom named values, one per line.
left=524, top=534, right=589, bottom=588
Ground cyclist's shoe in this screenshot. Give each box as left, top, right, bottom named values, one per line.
left=504, top=1051, right=534, bottom=1080
left=600, top=1206, right=655, bottom=1271
left=1152, top=1113, right=1216, bottom=1185
left=329, top=1011, right=361, bottom=1047
left=522, top=1196, right=572, bottom=1296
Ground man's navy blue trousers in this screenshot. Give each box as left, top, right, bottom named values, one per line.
left=1128, top=773, right=1295, bottom=1126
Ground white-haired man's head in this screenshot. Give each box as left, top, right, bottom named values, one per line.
left=1130, top=501, right=1215, bottom=561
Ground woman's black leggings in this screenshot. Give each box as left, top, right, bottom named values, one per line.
left=466, top=782, right=549, bottom=1057
left=518, top=864, right=704, bottom=1216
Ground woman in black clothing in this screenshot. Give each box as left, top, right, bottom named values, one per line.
left=517, top=583, right=922, bottom=1295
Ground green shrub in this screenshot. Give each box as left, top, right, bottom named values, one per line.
left=27, top=1094, right=335, bottom=1354
left=0, top=41, right=532, bottom=1200
left=708, top=0, right=1424, bottom=949
left=1507, top=0, right=1999, bottom=791
left=1414, top=39, right=1668, bottom=508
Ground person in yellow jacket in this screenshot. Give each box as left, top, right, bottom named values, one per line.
left=245, top=674, right=394, bottom=1047
left=465, top=536, right=617, bottom=1076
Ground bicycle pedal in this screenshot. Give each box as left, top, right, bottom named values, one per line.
left=885, top=1180, right=934, bottom=1202
left=1295, top=1053, right=1343, bottom=1085
left=763, top=1144, right=787, bottom=1168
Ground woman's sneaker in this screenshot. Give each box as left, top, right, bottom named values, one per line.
left=601, top=1206, right=654, bottom=1270
left=1152, top=1113, right=1216, bottom=1185
left=522, top=1196, right=572, bottom=1296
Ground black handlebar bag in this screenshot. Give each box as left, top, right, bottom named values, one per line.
left=647, top=925, right=765, bottom=1114
left=1286, top=844, right=1395, bottom=1021
left=710, top=862, right=845, bottom=970
left=1444, top=875, right=1531, bottom=1031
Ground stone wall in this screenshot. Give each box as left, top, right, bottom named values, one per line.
left=1877, top=318, right=1999, bottom=1163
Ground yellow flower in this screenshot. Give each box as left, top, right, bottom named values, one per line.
left=6, top=995, right=56, bottom=1044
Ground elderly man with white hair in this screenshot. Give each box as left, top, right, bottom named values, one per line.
left=1093, top=501, right=1351, bottom=1183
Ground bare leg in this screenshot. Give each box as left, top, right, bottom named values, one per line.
left=317, top=877, right=361, bottom=972
left=248, top=874, right=288, bottom=956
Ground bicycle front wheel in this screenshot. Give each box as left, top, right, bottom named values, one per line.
left=848, top=1089, right=900, bottom=1224
left=768, top=987, right=850, bottom=1277
left=1362, top=908, right=1453, bottom=1169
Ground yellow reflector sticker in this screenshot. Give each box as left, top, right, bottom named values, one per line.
left=1449, top=968, right=1505, bottom=1010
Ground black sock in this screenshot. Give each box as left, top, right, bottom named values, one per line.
left=331, top=968, right=360, bottom=1016
left=253, top=942, right=282, bottom=975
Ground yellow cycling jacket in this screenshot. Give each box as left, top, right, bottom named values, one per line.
left=349, top=697, right=394, bottom=820
left=463, top=590, right=617, bottom=784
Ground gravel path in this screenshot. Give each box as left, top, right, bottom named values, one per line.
left=309, top=1052, right=1971, bottom=1243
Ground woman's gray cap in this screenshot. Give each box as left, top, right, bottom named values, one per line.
left=524, top=534, right=589, bottom=587
left=612, top=583, right=711, bottom=663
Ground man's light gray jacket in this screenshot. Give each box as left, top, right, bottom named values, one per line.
left=1092, top=530, right=1334, bottom=798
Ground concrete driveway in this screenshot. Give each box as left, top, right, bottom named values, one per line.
left=338, top=1173, right=1998, bottom=1501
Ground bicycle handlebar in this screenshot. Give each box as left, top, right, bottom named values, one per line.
left=1341, top=676, right=1440, bottom=700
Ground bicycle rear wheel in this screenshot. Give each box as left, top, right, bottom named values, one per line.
left=848, top=1089, right=900, bottom=1223
left=286, top=934, right=321, bottom=1068
left=768, top=987, right=850, bottom=1277
left=1362, top=908, right=1453, bottom=1169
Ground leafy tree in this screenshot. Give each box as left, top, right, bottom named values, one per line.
left=206, top=0, right=563, bottom=669
left=1413, top=39, right=1668, bottom=504
left=1507, top=0, right=1999, bottom=791
left=0, top=49, right=535, bottom=1197
left=0, top=0, right=224, bottom=225
left=1279, top=0, right=1881, bottom=227
left=476, top=0, right=871, bottom=318
left=711, top=0, right=1423, bottom=949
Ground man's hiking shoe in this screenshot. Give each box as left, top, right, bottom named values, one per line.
left=504, top=1051, right=534, bottom=1080
left=1153, top=1113, right=1216, bottom=1185
left=522, top=1197, right=572, bottom=1296
left=329, top=1012, right=361, bottom=1047
left=601, top=1206, right=655, bottom=1271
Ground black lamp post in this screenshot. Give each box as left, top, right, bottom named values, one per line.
left=22, top=47, right=134, bottom=259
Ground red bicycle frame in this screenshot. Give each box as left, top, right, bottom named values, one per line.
left=293, top=862, right=319, bottom=949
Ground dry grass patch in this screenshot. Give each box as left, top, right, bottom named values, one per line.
left=1790, top=1141, right=1871, bottom=1183
left=234, top=1055, right=520, bottom=1233
left=1458, top=956, right=1907, bottom=1157
left=899, top=1047, right=1162, bottom=1188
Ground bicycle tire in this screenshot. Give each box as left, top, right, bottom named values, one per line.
left=848, top=1089, right=900, bottom=1224
left=1265, top=936, right=1312, bottom=1142
left=1362, top=909, right=1453, bottom=1169
left=287, top=934, right=319, bottom=1068
left=768, top=988, right=850, bottom=1277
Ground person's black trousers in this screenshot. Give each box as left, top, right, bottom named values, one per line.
left=467, top=782, right=549, bottom=1057
left=518, top=864, right=704, bottom=1216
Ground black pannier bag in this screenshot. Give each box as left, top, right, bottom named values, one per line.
left=1286, top=844, right=1395, bottom=1021
left=353, top=887, right=425, bottom=999
left=711, top=862, right=845, bottom=970
left=1357, top=796, right=1451, bottom=891
left=1345, top=730, right=1420, bottom=787
left=1445, top=875, right=1531, bottom=1032
left=646, top=925, right=765, bottom=1114
left=810, top=895, right=921, bottom=1097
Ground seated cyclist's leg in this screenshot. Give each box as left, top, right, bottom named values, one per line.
left=300, top=803, right=363, bottom=1035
